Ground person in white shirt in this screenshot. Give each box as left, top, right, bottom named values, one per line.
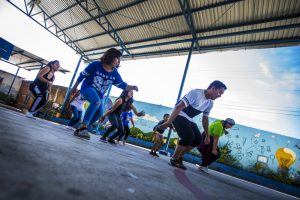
left=67, top=90, right=86, bottom=128
left=159, top=80, right=227, bottom=170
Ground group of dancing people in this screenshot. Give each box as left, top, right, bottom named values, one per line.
left=26, top=48, right=235, bottom=172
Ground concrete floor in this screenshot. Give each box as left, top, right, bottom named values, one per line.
left=0, top=107, right=298, bottom=200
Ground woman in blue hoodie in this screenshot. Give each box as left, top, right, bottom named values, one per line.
left=71, top=48, right=138, bottom=139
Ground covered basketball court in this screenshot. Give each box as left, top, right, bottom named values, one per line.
left=2, top=0, right=300, bottom=199
left=7, top=0, right=300, bottom=151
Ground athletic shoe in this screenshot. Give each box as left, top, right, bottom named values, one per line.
left=178, top=157, right=187, bottom=170
left=107, top=138, right=117, bottom=144
left=153, top=152, right=160, bottom=157
left=74, top=128, right=90, bottom=139
left=100, top=136, right=107, bottom=143
left=25, top=112, right=36, bottom=119
left=122, top=140, right=126, bottom=145
left=149, top=151, right=154, bottom=155
left=170, top=158, right=187, bottom=170
left=196, top=164, right=209, bottom=173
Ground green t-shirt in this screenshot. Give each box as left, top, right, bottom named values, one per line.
left=209, top=120, right=224, bottom=137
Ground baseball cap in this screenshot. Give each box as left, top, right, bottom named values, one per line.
left=225, top=118, right=235, bottom=125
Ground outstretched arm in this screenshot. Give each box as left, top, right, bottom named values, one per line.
left=159, top=101, right=186, bottom=129
left=212, top=136, right=219, bottom=155
left=131, top=105, right=145, bottom=117
left=130, top=118, right=135, bottom=127
left=100, top=99, right=123, bottom=121
left=126, top=85, right=138, bottom=92
left=202, top=116, right=210, bottom=144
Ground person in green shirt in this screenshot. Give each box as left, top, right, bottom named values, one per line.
left=197, top=118, right=235, bottom=173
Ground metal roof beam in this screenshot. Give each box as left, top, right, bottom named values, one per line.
left=71, top=0, right=241, bottom=43
left=178, top=0, right=200, bottom=51
left=74, top=0, right=132, bottom=57
left=60, top=0, right=147, bottom=32
left=7, top=1, right=89, bottom=61
left=113, top=38, right=300, bottom=59
left=45, top=0, right=86, bottom=20
left=16, top=60, right=43, bottom=65
left=83, top=13, right=300, bottom=53
left=85, top=23, right=300, bottom=56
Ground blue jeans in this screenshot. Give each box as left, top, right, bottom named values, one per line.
left=68, top=105, right=83, bottom=127
left=81, top=87, right=104, bottom=126
left=102, top=113, right=124, bottom=139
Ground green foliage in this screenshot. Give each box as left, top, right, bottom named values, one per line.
left=248, top=163, right=300, bottom=187
left=0, top=91, right=15, bottom=105
left=218, top=143, right=242, bottom=169
left=168, top=138, right=178, bottom=149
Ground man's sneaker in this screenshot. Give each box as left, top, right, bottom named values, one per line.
left=178, top=157, right=187, bottom=170
left=100, top=136, right=107, bottom=143
left=196, top=164, right=209, bottom=173
left=107, top=138, right=117, bottom=144
left=74, top=128, right=90, bottom=139
left=170, top=158, right=187, bottom=170
left=149, top=151, right=154, bottom=155
left=25, top=112, right=36, bottom=119
left=153, top=152, right=160, bottom=157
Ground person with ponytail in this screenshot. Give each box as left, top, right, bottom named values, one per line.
left=99, top=90, right=144, bottom=144
left=26, top=60, right=60, bottom=118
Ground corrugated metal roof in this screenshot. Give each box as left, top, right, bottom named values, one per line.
left=1, top=45, right=69, bottom=73
left=8, top=0, right=300, bottom=61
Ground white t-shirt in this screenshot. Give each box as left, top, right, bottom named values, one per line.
left=177, top=89, right=213, bottom=122
left=70, top=94, right=86, bottom=111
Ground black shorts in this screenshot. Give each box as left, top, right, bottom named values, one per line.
left=172, top=115, right=202, bottom=147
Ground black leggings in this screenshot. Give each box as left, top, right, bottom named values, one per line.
left=173, top=115, right=202, bottom=147
left=102, top=113, right=124, bottom=139
left=29, top=84, right=48, bottom=113
left=117, top=125, right=130, bottom=141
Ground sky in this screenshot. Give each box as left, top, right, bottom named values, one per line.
left=1, top=1, right=300, bottom=139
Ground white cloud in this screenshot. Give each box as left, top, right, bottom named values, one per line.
left=259, top=62, right=273, bottom=78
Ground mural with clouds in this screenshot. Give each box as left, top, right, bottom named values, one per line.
left=121, top=98, right=300, bottom=178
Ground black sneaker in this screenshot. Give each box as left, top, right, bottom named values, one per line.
left=74, top=127, right=90, bottom=139
left=153, top=152, right=160, bottom=157
left=178, top=157, right=187, bottom=170
left=100, top=136, right=107, bottom=143
left=107, top=138, right=117, bottom=144
left=149, top=151, right=154, bottom=155
left=170, top=158, right=187, bottom=170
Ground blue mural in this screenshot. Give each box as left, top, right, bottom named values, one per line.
left=111, top=97, right=300, bottom=177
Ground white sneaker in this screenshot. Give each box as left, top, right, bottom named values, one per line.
left=196, top=164, right=209, bottom=173
left=25, top=112, right=36, bottom=119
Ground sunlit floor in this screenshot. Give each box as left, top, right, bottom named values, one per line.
left=0, top=107, right=297, bottom=200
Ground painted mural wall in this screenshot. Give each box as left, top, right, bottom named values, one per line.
left=117, top=97, right=300, bottom=177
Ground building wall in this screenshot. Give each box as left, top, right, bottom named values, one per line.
left=15, top=80, right=68, bottom=110
left=0, top=70, right=24, bottom=97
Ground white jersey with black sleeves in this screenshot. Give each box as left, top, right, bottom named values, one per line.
left=177, top=89, right=213, bottom=122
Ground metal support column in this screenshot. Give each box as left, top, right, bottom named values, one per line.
left=6, top=67, right=20, bottom=98
left=161, top=40, right=195, bottom=155
left=61, top=56, right=82, bottom=114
